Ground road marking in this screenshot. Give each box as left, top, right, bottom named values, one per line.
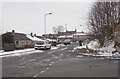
left=47, top=51, right=55, bottom=54
left=66, top=53, right=71, bottom=57
left=41, top=70, right=45, bottom=74
left=49, top=63, right=52, bottom=66
left=51, top=62, right=55, bottom=64
left=113, top=61, right=119, bottom=63
left=46, top=67, right=50, bottom=70
left=61, top=47, right=67, bottom=51
left=33, top=74, right=38, bottom=77
left=47, top=50, right=59, bottom=54
left=76, top=55, right=83, bottom=58
left=69, top=50, right=73, bottom=52
left=60, top=54, right=64, bottom=56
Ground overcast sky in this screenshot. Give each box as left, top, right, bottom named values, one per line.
left=1, top=1, right=94, bottom=35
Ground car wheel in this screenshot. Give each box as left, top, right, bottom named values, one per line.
left=49, top=46, right=51, bottom=49
left=44, top=46, right=46, bottom=50
left=35, top=48, right=38, bottom=50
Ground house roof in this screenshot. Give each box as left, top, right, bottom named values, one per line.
left=58, top=35, right=73, bottom=38
left=73, top=32, right=87, bottom=36
left=13, top=33, right=31, bottom=40
left=26, top=34, right=43, bottom=41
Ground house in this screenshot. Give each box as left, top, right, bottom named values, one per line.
left=73, top=31, right=89, bottom=41
left=42, top=33, right=59, bottom=39
left=58, top=29, right=76, bottom=36
left=57, top=35, right=73, bottom=43
left=11, top=30, right=33, bottom=49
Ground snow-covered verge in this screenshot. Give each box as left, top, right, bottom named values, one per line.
left=51, top=46, right=59, bottom=50
left=73, top=40, right=120, bottom=58
left=0, top=48, right=43, bottom=58
left=56, top=44, right=65, bottom=47
left=0, top=46, right=60, bottom=58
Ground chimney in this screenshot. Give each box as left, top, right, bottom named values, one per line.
left=12, top=30, right=15, bottom=33
left=30, top=33, right=33, bottom=37
left=12, top=30, right=15, bottom=36
left=34, top=34, right=36, bottom=36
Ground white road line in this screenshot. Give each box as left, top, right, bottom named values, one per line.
left=60, top=54, right=64, bottom=56
left=61, top=47, right=67, bottom=51
left=66, top=53, right=71, bottom=57
left=47, top=51, right=55, bottom=54
left=41, top=70, right=45, bottom=74
left=46, top=67, right=50, bottom=70
left=113, top=61, right=119, bottom=63
left=49, top=63, right=52, bottom=66
left=47, top=50, right=58, bottom=54
left=51, top=62, right=55, bottom=64
left=33, top=74, right=38, bottom=77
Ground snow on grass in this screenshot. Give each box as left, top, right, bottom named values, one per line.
left=26, top=34, right=43, bottom=41
left=73, top=40, right=120, bottom=57
left=56, top=44, right=65, bottom=47
left=51, top=46, right=59, bottom=50
left=0, top=50, right=4, bottom=53
left=87, top=39, right=100, bottom=50
left=0, top=46, right=61, bottom=58
left=0, top=48, right=44, bottom=58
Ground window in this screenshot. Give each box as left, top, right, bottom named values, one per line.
left=16, top=41, right=19, bottom=45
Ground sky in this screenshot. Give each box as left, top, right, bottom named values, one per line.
left=1, top=0, right=94, bottom=36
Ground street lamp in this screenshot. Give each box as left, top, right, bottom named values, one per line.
left=44, top=13, right=52, bottom=35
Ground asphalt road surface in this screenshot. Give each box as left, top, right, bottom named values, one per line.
left=2, top=42, right=119, bottom=77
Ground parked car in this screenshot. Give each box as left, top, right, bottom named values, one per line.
left=34, top=40, right=51, bottom=50
left=63, top=39, right=71, bottom=45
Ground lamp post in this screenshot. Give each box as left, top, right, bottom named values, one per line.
left=44, top=13, right=52, bottom=35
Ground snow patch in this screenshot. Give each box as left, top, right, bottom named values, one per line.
left=56, top=44, right=65, bottom=47
left=73, top=39, right=120, bottom=57
left=51, top=46, right=59, bottom=50
left=0, top=48, right=43, bottom=58
left=26, top=34, right=43, bottom=41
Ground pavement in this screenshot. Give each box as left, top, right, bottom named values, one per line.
left=2, top=42, right=120, bottom=77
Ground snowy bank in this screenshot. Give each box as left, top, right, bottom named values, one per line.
left=73, top=40, right=120, bottom=57
left=0, top=48, right=43, bottom=58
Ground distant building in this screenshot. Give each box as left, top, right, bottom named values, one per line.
left=57, top=35, right=73, bottom=43
left=73, top=31, right=91, bottom=41
left=42, top=33, right=59, bottom=39
left=42, top=29, right=76, bottom=40
left=58, top=29, right=76, bottom=36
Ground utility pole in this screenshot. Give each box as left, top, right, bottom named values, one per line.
left=44, top=13, right=52, bottom=35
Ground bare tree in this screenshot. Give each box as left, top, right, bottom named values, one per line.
left=53, top=26, right=64, bottom=34
left=88, top=1, right=119, bottom=46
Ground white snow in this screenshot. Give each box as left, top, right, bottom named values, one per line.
left=46, top=38, right=56, bottom=42
left=0, top=48, right=43, bottom=58
left=87, top=39, right=100, bottom=50
left=73, top=39, right=120, bottom=58
left=0, top=46, right=61, bottom=58
left=0, top=50, right=4, bottom=53
left=51, top=46, right=59, bottom=50
left=26, top=34, right=43, bottom=41
left=56, top=44, right=65, bottom=47
left=58, top=35, right=73, bottom=38
left=73, top=32, right=86, bottom=36
left=73, top=45, right=86, bottom=52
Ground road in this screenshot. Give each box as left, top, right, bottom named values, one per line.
left=2, top=42, right=119, bottom=77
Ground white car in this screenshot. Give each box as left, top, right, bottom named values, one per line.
left=34, top=40, right=51, bottom=50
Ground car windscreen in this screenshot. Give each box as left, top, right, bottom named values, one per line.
left=36, top=41, right=44, bottom=45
